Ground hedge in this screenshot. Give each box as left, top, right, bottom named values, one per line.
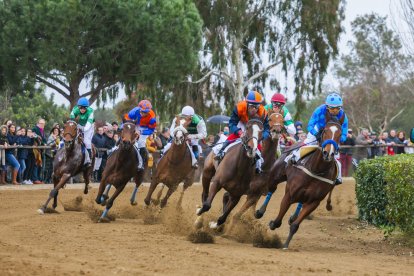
left=355, top=154, right=414, bottom=233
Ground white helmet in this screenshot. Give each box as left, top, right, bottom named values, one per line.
left=181, top=106, right=195, bottom=116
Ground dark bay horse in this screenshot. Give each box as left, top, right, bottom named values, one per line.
left=95, top=122, right=139, bottom=222
left=196, top=118, right=264, bottom=228
left=268, top=116, right=343, bottom=249
left=38, top=120, right=95, bottom=214
left=199, top=111, right=284, bottom=228
left=144, top=116, right=195, bottom=208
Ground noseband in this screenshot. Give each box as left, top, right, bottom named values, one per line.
left=320, top=121, right=342, bottom=154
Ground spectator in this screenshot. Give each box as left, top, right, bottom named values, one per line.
left=146, top=134, right=158, bottom=153
left=24, top=129, right=36, bottom=185
left=6, top=124, right=20, bottom=184
left=294, top=121, right=303, bottom=141
left=4, top=119, right=12, bottom=128
left=17, top=127, right=32, bottom=184
left=0, top=125, right=8, bottom=184
left=369, top=131, right=385, bottom=158
left=396, top=131, right=408, bottom=154
left=32, top=118, right=47, bottom=184
left=44, top=126, right=61, bottom=183
left=113, top=133, right=120, bottom=144
left=339, top=129, right=355, bottom=177
left=298, top=131, right=307, bottom=142
left=158, top=127, right=170, bottom=150
left=112, top=122, right=120, bottom=134
left=354, top=129, right=372, bottom=163
left=92, top=126, right=107, bottom=181
left=385, top=129, right=399, bottom=156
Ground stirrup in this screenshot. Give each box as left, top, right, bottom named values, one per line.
left=334, top=179, right=342, bottom=185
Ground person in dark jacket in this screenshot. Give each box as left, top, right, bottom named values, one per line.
left=24, top=129, right=36, bottom=185
left=31, top=119, right=46, bottom=184
left=6, top=124, right=20, bottom=184
left=0, top=125, right=9, bottom=184
left=92, top=126, right=107, bottom=181
left=339, top=129, right=356, bottom=177
left=17, top=127, right=32, bottom=184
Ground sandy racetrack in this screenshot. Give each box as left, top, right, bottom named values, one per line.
left=0, top=179, right=413, bottom=275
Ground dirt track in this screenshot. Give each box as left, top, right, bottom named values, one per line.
left=0, top=179, right=413, bottom=275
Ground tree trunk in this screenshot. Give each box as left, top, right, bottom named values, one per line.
left=232, top=35, right=244, bottom=102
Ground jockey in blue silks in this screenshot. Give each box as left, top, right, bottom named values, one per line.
left=290, top=92, right=348, bottom=185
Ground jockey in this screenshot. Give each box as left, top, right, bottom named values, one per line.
left=70, top=97, right=94, bottom=167
left=214, top=90, right=270, bottom=174
left=124, top=99, right=157, bottom=170
left=264, top=92, right=296, bottom=138
left=289, top=92, right=348, bottom=185
left=166, top=106, right=207, bottom=169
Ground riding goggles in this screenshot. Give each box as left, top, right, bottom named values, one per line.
left=247, top=103, right=260, bottom=109
left=272, top=102, right=284, bottom=108
left=79, top=105, right=87, bottom=109
left=327, top=105, right=341, bottom=111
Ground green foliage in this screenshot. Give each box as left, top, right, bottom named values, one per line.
left=384, top=156, right=414, bottom=234
left=355, top=155, right=414, bottom=233
left=0, top=88, right=68, bottom=131
left=0, top=0, right=202, bottom=107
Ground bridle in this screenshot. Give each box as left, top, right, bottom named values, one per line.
left=242, top=119, right=263, bottom=151
left=63, top=120, right=78, bottom=148
left=320, top=121, right=342, bottom=155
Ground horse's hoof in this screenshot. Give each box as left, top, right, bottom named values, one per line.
left=100, top=201, right=107, bottom=207
left=194, top=216, right=203, bottom=229
left=254, top=210, right=264, bottom=219
left=144, top=199, right=150, bottom=206
left=160, top=201, right=167, bottom=208
left=37, top=208, right=45, bottom=215
left=98, top=217, right=110, bottom=223
left=84, top=190, right=88, bottom=195
left=209, top=221, right=218, bottom=229
left=282, top=247, right=289, bottom=250
left=269, top=220, right=276, bottom=230
left=326, top=205, right=333, bottom=211
left=130, top=201, right=137, bottom=206
left=196, top=207, right=203, bottom=216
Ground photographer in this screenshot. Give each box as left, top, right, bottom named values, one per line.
left=354, top=129, right=372, bottom=163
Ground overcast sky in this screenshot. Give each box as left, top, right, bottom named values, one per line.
left=47, top=0, right=400, bottom=107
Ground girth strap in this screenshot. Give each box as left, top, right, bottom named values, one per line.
left=293, top=165, right=335, bottom=185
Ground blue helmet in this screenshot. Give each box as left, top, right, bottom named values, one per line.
left=325, top=92, right=342, bottom=107
left=77, top=97, right=89, bottom=107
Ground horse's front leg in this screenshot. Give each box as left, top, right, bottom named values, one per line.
left=283, top=200, right=320, bottom=249
left=269, top=190, right=292, bottom=230
left=38, top=173, right=71, bottom=214
left=255, top=191, right=273, bottom=219
left=160, top=184, right=178, bottom=208
left=131, top=170, right=144, bottom=205
left=196, top=180, right=221, bottom=216
left=83, top=169, right=91, bottom=195
left=99, top=184, right=126, bottom=223
left=210, top=195, right=241, bottom=228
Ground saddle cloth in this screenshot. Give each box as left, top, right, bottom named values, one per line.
left=212, top=140, right=241, bottom=156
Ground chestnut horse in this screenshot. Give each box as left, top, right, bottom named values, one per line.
left=144, top=116, right=195, bottom=208
left=199, top=111, right=284, bottom=227
left=38, top=120, right=95, bottom=214
left=94, top=122, right=140, bottom=222
left=196, top=118, right=264, bottom=228
left=268, top=116, right=343, bottom=249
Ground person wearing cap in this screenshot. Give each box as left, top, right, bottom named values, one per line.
left=158, top=127, right=170, bottom=150
left=124, top=99, right=157, bottom=170
left=214, top=90, right=270, bottom=174
left=288, top=92, right=348, bottom=185
left=70, top=97, right=95, bottom=167
left=264, top=93, right=296, bottom=138
left=165, top=106, right=207, bottom=168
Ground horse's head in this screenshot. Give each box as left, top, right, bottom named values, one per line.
left=243, top=118, right=264, bottom=158
left=320, top=119, right=343, bottom=162
left=173, top=115, right=189, bottom=145
left=268, top=110, right=284, bottom=141
left=120, top=122, right=136, bottom=146
left=63, top=120, right=78, bottom=149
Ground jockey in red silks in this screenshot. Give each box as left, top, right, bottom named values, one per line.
left=214, top=90, right=270, bottom=174
left=124, top=99, right=157, bottom=170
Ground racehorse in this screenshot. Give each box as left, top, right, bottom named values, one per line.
left=95, top=122, right=140, bottom=222
left=199, top=111, right=284, bottom=227
left=144, top=116, right=195, bottom=208
left=196, top=118, right=264, bottom=228
left=38, top=120, right=95, bottom=214
left=268, top=115, right=344, bottom=249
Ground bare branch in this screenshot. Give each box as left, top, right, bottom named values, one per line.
left=35, top=76, right=70, bottom=101
left=389, top=108, right=405, bottom=123
left=243, top=59, right=282, bottom=90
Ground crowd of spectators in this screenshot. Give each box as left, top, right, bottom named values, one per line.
left=0, top=116, right=413, bottom=185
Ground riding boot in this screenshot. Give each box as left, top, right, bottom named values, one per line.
left=214, top=140, right=230, bottom=161
left=191, top=145, right=199, bottom=168
left=12, top=169, right=19, bottom=185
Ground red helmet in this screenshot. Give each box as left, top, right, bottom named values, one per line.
left=271, top=93, right=286, bottom=104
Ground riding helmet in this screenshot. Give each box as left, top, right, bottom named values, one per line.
left=77, top=97, right=89, bottom=107
left=325, top=92, right=343, bottom=107
left=181, top=106, right=195, bottom=116
left=138, top=100, right=152, bottom=113
left=246, top=91, right=263, bottom=104
left=271, top=93, right=286, bottom=104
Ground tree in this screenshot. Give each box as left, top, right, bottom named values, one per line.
left=335, top=13, right=414, bottom=133
left=0, top=86, right=68, bottom=130
left=0, top=0, right=202, bottom=107
left=191, top=0, right=344, bottom=112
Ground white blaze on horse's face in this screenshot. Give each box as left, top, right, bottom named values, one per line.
left=179, top=119, right=186, bottom=126
left=246, top=124, right=261, bottom=158
left=327, top=125, right=339, bottom=157
left=175, top=130, right=183, bottom=145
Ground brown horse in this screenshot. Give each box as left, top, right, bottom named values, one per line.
left=144, top=116, right=195, bottom=208
left=199, top=111, right=284, bottom=227
left=268, top=116, right=343, bottom=249
left=94, top=122, right=140, bottom=222
left=196, top=118, right=264, bottom=228
left=38, top=120, right=95, bottom=214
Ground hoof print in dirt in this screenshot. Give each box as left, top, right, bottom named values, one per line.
left=187, top=231, right=215, bottom=244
